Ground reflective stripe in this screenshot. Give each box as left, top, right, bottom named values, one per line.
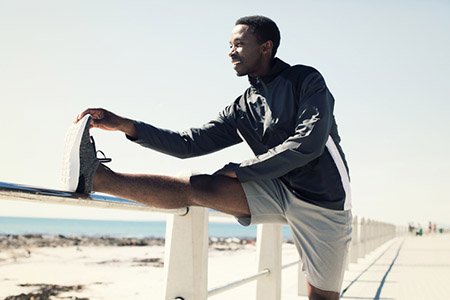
left=325, top=136, right=352, bottom=210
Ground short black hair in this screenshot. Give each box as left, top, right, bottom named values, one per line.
left=235, top=15, right=281, bottom=58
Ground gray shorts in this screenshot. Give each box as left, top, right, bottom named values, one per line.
left=237, top=178, right=352, bottom=293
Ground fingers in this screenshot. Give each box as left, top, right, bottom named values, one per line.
left=73, top=108, right=124, bottom=132
left=73, top=108, right=106, bottom=124
left=74, top=108, right=91, bottom=124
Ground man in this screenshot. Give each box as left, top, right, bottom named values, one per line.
left=67, top=16, right=352, bottom=300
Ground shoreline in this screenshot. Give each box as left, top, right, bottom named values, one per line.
left=0, top=233, right=264, bottom=249
left=0, top=234, right=166, bottom=249
left=0, top=234, right=298, bottom=300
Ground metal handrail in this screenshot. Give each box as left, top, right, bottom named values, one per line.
left=207, top=260, right=300, bottom=298
left=208, top=269, right=270, bottom=297
left=282, top=260, right=300, bottom=270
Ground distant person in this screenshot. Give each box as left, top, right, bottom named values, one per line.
left=65, top=16, right=352, bottom=300
left=416, top=224, right=423, bottom=236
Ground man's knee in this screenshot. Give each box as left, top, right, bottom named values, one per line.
left=189, top=174, right=215, bottom=190
left=188, top=174, right=250, bottom=217
left=189, top=174, right=240, bottom=194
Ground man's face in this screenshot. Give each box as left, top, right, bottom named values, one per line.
left=229, top=24, right=265, bottom=77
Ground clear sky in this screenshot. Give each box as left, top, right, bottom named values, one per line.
left=1, top=0, right=449, bottom=227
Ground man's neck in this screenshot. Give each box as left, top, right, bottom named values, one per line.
left=249, top=58, right=275, bottom=78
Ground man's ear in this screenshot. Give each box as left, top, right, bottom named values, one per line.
left=261, top=40, right=274, bottom=56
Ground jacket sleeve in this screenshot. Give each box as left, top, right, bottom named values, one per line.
left=126, top=105, right=242, bottom=159
left=236, top=72, right=334, bottom=181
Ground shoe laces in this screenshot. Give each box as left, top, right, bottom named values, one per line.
left=90, top=136, right=112, bottom=164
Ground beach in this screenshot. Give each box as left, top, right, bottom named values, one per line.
left=0, top=235, right=299, bottom=300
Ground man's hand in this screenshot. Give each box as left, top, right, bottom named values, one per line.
left=74, top=108, right=137, bottom=138
left=214, top=163, right=240, bottom=178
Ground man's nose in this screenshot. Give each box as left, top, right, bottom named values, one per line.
left=228, top=45, right=236, bottom=57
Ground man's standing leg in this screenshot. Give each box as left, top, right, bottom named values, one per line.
left=306, top=284, right=340, bottom=300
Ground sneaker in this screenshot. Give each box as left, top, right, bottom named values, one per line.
left=61, top=114, right=111, bottom=193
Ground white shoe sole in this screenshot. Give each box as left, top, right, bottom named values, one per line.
left=60, top=115, right=91, bottom=192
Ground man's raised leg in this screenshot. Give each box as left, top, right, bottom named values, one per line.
left=93, top=164, right=251, bottom=218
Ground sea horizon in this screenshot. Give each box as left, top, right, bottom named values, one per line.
left=0, top=216, right=293, bottom=240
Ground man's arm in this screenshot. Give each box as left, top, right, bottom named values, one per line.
left=76, top=106, right=242, bottom=159
left=236, top=72, right=335, bottom=181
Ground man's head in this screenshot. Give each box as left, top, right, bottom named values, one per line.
left=229, top=16, right=280, bottom=77
left=235, top=16, right=280, bottom=58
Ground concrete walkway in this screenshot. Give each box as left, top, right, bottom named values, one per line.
left=340, top=233, right=450, bottom=300
left=279, top=233, right=450, bottom=300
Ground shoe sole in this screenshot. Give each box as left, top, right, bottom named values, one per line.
left=60, top=115, right=91, bottom=192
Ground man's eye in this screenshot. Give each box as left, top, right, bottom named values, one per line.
left=230, top=43, right=242, bottom=48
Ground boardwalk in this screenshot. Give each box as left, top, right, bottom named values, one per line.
left=273, top=233, right=450, bottom=300
left=339, top=233, right=450, bottom=300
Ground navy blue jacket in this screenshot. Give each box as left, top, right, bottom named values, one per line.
left=129, top=58, right=351, bottom=210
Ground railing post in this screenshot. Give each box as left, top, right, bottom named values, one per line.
left=349, top=215, right=359, bottom=263
left=368, top=219, right=375, bottom=253
left=256, top=224, right=282, bottom=300
left=297, top=261, right=307, bottom=296
left=164, top=206, right=209, bottom=300
left=359, top=218, right=366, bottom=258
left=365, top=219, right=371, bottom=254
left=373, top=220, right=379, bottom=250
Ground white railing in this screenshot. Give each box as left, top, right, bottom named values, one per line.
left=0, top=182, right=405, bottom=300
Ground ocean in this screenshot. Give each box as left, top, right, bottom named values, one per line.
left=0, top=216, right=293, bottom=240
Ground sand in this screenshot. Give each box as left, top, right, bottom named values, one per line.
left=0, top=235, right=300, bottom=300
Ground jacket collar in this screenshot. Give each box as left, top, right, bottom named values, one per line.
left=249, top=58, right=290, bottom=86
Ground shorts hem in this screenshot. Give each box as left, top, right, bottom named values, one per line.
left=305, top=275, right=342, bottom=294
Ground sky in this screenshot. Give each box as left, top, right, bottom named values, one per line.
left=1, top=0, right=449, bottom=227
